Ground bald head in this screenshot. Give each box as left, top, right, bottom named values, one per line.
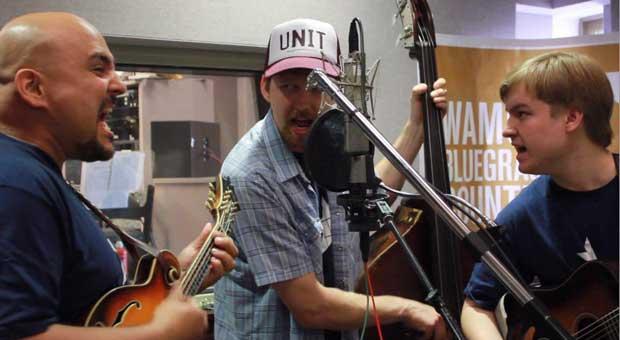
left=0, top=12, right=122, bottom=166
left=0, top=12, right=101, bottom=84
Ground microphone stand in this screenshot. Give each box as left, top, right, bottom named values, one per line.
left=307, top=69, right=574, bottom=340
left=328, top=23, right=466, bottom=336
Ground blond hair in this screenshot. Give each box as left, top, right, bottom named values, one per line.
left=500, top=51, right=613, bottom=147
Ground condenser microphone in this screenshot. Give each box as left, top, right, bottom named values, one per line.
left=342, top=19, right=367, bottom=119
left=304, top=18, right=380, bottom=193
left=341, top=18, right=377, bottom=197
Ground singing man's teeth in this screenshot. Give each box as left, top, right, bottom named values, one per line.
left=293, top=119, right=313, bottom=127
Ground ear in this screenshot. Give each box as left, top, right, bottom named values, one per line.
left=13, top=69, right=48, bottom=109
left=564, top=107, right=584, bottom=133
left=259, top=75, right=271, bottom=104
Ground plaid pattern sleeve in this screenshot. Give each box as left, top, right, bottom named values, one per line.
left=232, top=172, right=316, bottom=286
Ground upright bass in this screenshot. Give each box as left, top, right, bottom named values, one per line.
left=357, top=0, right=473, bottom=338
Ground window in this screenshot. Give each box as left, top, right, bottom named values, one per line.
left=581, top=15, right=604, bottom=35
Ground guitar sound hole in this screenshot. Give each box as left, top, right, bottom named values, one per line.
left=574, top=313, right=616, bottom=339
left=576, top=313, right=596, bottom=332
left=112, top=300, right=142, bottom=327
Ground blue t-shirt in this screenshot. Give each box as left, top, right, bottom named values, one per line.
left=0, top=134, right=123, bottom=338
left=465, top=169, right=619, bottom=310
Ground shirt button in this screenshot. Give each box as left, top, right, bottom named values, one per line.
left=336, top=246, right=344, bottom=251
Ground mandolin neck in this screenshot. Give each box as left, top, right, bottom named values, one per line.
left=180, top=189, right=235, bottom=297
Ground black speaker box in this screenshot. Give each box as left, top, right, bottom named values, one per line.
left=151, top=121, right=220, bottom=178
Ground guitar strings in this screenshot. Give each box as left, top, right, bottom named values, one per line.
left=574, top=308, right=618, bottom=340
left=572, top=307, right=619, bottom=340
left=576, top=307, right=618, bottom=340
left=575, top=306, right=618, bottom=337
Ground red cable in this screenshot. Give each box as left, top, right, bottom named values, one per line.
left=365, top=262, right=385, bottom=340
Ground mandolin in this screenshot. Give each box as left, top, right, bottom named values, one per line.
left=503, top=260, right=618, bottom=340
left=83, top=176, right=237, bottom=327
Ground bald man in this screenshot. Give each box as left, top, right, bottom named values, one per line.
left=0, top=12, right=237, bottom=339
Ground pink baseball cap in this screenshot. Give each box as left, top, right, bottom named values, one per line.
left=264, top=18, right=341, bottom=78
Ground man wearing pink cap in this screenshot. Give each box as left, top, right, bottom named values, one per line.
left=215, top=18, right=449, bottom=340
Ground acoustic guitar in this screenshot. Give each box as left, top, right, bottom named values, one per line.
left=503, top=260, right=618, bottom=340
left=83, top=176, right=237, bottom=327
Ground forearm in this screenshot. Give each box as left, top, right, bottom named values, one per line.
left=299, top=286, right=413, bottom=330
left=461, top=298, right=502, bottom=340
left=374, top=119, right=423, bottom=192
left=25, top=324, right=162, bottom=340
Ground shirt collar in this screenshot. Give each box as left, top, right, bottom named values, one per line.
left=0, top=132, right=62, bottom=174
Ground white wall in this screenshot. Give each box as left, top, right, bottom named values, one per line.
left=1, top=0, right=518, bottom=43
left=553, top=15, right=581, bottom=37
left=516, top=12, right=553, bottom=39
left=432, top=0, right=516, bottom=38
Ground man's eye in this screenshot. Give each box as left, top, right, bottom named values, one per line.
left=280, top=84, right=297, bottom=91
left=92, top=66, right=106, bottom=73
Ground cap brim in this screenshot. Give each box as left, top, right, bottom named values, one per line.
left=265, top=57, right=341, bottom=78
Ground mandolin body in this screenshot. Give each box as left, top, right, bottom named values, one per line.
left=83, top=250, right=180, bottom=327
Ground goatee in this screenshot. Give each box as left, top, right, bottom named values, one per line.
left=76, top=138, right=114, bottom=162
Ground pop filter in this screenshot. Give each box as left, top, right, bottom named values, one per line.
left=304, top=108, right=350, bottom=192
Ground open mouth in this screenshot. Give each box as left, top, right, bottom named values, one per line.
left=292, top=118, right=313, bottom=128
left=97, top=107, right=115, bottom=141
left=98, top=107, right=113, bottom=122
left=290, top=118, right=314, bottom=136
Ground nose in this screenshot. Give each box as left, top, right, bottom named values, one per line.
left=502, top=126, right=516, bottom=139
left=109, top=71, right=127, bottom=97
left=502, top=125, right=517, bottom=138
left=293, top=87, right=321, bottom=112
left=502, top=119, right=517, bottom=139
left=503, top=113, right=518, bottom=139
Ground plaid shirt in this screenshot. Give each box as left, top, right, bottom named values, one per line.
left=214, top=111, right=363, bottom=340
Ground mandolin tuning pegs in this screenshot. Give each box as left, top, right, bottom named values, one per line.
left=206, top=197, right=216, bottom=209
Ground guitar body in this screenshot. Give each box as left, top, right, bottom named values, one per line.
left=83, top=250, right=181, bottom=327
left=505, top=261, right=618, bottom=340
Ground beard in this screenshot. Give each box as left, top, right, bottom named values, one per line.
left=75, top=137, right=114, bottom=162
